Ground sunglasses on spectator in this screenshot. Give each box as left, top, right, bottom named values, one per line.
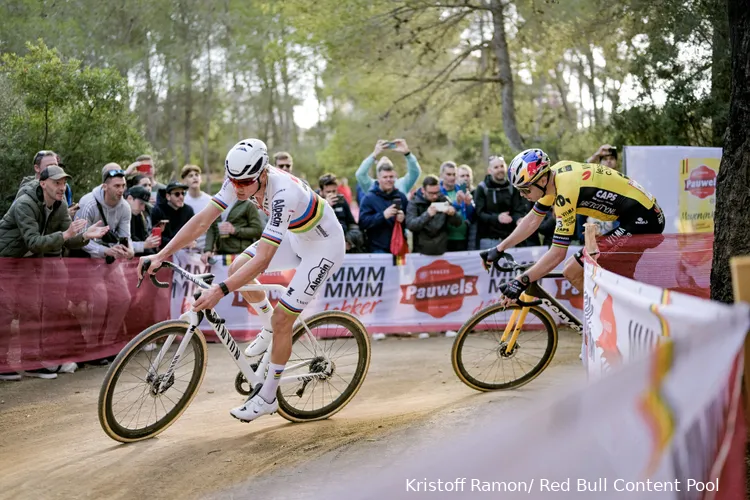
left=105, top=169, right=126, bottom=178
left=169, top=191, right=186, bottom=197
left=229, top=177, right=258, bottom=188
left=277, top=164, right=292, bottom=169
left=489, top=155, right=505, bottom=163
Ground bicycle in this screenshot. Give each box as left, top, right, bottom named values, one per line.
left=98, top=260, right=372, bottom=443
left=451, top=258, right=582, bottom=392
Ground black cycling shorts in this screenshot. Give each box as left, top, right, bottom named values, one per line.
left=573, top=202, right=665, bottom=268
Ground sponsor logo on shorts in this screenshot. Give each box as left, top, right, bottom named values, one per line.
left=635, top=217, right=648, bottom=225
left=270, top=199, right=285, bottom=227
left=305, top=258, right=334, bottom=295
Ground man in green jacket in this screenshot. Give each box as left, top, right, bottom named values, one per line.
left=0, top=166, right=107, bottom=257
left=201, top=199, right=263, bottom=262
left=0, top=166, right=107, bottom=381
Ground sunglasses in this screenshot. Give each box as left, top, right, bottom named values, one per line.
left=277, top=164, right=292, bottom=169
left=229, top=177, right=258, bottom=187
left=34, top=150, right=56, bottom=164
left=489, top=155, right=505, bottom=162
left=169, top=191, right=185, bottom=197
left=105, top=169, right=126, bottom=178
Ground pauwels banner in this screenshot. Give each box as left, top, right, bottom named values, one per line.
left=171, top=246, right=584, bottom=339
left=678, top=158, right=720, bottom=234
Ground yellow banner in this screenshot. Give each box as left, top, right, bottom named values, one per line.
left=678, top=158, right=719, bottom=233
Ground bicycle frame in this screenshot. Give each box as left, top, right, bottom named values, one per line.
left=498, top=271, right=583, bottom=352
left=148, top=265, right=331, bottom=394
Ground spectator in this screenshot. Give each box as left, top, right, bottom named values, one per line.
left=356, top=139, right=422, bottom=194
left=202, top=192, right=263, bottom=261
left=405, top=175, right=462, bottom=255
left=74, top=163, right=134, bottom=348
left=0, top=166, right=108, bottom=380
left=439, top=161, right=475, bottom=252
left=128, top=174, right=153, bottom=192
left=359, top=163, right=408, bottom=254
left=474, top=156, right=528, bottom=250
left=1, top=166, right=107, bottom=258
left=76, top=164, right=133, bottom=261
left=20, top=150, right=76, bottom=217
left=124, top=154, right=164, bottom=204
left=273, top=151, right=294, bottom=173
left=181, top=164, right=212, bottom=250
left=338, top=176, right=353, bottom=205
left=319, top=173, right=365, bottom=253
left=151, top=181, right=195, bottom=251
left=125, top=186, right=160, bottom=256
left=457, top=164, right=479, bottom=250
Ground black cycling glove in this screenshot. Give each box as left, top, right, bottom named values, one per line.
left=499, top=275, right=530, bottom=300
left=479, top=248, right=514, bottom=271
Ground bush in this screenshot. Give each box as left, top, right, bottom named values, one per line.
left=0, top=41, right=150, bottom=214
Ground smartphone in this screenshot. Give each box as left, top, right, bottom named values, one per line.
left=608, top=147, right=618, bottom=157
left=393, top=198, right=402, bottom=210
left=337, top=194, right=346, bottom=203
left=157, top=220, right=169, bottom=229
left=151, top=226, right=162, bottom=238
left=430, top=201, right=450, bottom=213
left=136, top=163, right=153, bottom=174
left=117, top=237, right=129, bottom=247
left=384, top=141, right=397, bottom=149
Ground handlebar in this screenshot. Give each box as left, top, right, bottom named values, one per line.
left=137, top=259, right=213, bottom=290
left=137, top=259, right=171, bottom=288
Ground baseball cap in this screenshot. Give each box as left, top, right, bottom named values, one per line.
left=102, top=163, right=126, bottom=183
left=126, top=186, right=151, bottom=203
left=39, top=165, right=72, bottom=181
left=165, top=181, right=188, bottom=193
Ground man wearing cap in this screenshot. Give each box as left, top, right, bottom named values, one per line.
left=150, top=181, right=196, bottom=251
left=125, top=186, right=160, bottom=256
left=1, top=166, right=108, bottom=257
left=20, top=150, right=77, bottom=218
left=0, top=166, right=108, bottom=381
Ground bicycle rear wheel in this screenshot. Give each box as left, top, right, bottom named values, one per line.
left=98, top=320, right=208, bottom=443
left=451, top=304, right=557, bottom=391
left=277, top=311, right=371, bottom=422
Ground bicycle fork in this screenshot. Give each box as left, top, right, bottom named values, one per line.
left=499, top=293, right=534, bottom=352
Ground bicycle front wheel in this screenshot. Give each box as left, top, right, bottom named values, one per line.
left=98, top=320, right=208, bottom=443
left=277, top=311, right=371, bottom=422
left=451, top=303, right=557, bottom=391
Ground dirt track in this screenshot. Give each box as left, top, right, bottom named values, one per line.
left=0, top=332, right=583, bottom=500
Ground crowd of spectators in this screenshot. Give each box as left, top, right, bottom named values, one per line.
left=0, top=141, right=616, bottom=381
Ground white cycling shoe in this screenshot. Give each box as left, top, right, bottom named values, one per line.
left=230, top=393, right=278, bottom=423
left=244, top=328, right=273, bottom=357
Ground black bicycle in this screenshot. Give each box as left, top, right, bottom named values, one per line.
left=451, top=259, right=582, bottom=392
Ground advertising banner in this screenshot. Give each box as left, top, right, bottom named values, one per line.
left=678, top=158, right=720, bottom=233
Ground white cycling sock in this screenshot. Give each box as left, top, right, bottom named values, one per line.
left=259, top=363, right=284, bottom=403
left=249, top=299, right=274, bottom=332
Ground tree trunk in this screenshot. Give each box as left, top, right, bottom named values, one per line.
left=167, top=72, right=177, bottom=179
left=203, top=35, right=214, bottom=189
left=710, top=0, right=731, bottom=147
left=710, top=0, right=750, bottom=304
left=553, top=65, right=574, bottom=126
left=583, top=45, right=600, bottom=127
left=143, top=52, right=158, bottom=146
left=489, top=0, right=523, bottom=151
left=184, top=52, right=193, bottom=167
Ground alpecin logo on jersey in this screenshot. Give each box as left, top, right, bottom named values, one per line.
left=400, top=260, right=478, bottom=318
left=270, top=199, right=284, bottom=226
left=684, top=165, right=716, bottom=199
left=305, top=258, right=334, bottom=296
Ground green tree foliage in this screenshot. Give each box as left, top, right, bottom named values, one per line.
left=0, top=41, right=148, bottom=214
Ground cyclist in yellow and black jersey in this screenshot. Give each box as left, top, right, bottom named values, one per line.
left=480, top=148, right=664, bottom=303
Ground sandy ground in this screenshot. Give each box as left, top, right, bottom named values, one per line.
left=0, top=331, right=583, bottom=500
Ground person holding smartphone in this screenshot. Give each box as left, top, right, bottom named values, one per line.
left=358, top=162, right=409, bottom=254
left=125, top=186, right=161, bottom=256
left=319, top=173, right=365, bottom=252
left=356, top=139, right=422, bottom=199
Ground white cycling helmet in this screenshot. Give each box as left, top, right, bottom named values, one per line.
left=225, top=138, right=269, bottom=181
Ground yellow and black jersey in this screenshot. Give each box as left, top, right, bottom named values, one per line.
left=532, top=161, right=657, bottom=248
